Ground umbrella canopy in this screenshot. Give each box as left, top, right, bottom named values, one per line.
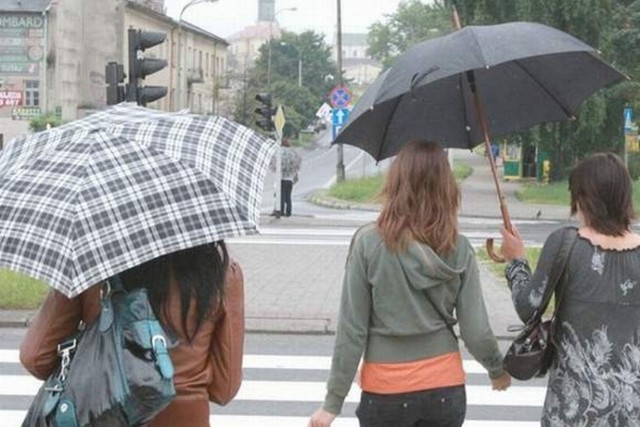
left=0, top=103, right=277, bottom=297
left=335, top=21, right=626, bottom=160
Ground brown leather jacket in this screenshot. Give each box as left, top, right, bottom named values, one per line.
left=20, top=261, right=245, bottom=427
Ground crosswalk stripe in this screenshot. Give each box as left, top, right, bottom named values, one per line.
left=0, top=350, right=488, bottom=374
left=0, top=411, right=541, bottom=427
left=0, top=375, right=544, bottom=406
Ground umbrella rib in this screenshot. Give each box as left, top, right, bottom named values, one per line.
left=374, top=97, right=403, bottom=161
left=513, top=60, right=574, bottom=119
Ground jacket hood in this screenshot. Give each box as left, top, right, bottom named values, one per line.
left=397, top=241, right=468, bottom=290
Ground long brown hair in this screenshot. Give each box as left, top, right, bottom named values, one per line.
left=377, top=140, right=460, bottom=254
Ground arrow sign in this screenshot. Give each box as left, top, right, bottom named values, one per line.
left=332, top=108, right=349, bottom=126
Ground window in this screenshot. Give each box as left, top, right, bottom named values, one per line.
left=24, top=80, right=39, bottom=107
left=205, top=52, right=209, bottom=76
left=199, top=50, right=202, bottom=71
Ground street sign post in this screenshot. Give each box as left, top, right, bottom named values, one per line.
left=273, top=105, right=286, bottom=218
left=331, top=107, right=350, bottom=140
left=329, top=85, right=352, bottom=109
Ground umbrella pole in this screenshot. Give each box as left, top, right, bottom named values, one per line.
left=471, top=89, right=513, bottom=263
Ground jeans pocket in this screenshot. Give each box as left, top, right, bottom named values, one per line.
left=438, top=386, right=466, bottom=424
left=357, top=394, right=412, bottom=427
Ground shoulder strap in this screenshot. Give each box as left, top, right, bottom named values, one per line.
left=396, top=250, right=458, bottom=341
left=532, top=227, right=578, bottom=322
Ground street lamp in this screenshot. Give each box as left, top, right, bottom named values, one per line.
left=267, top=7, right=297, bottom=90
left=177, top=0, right=218, bottom=110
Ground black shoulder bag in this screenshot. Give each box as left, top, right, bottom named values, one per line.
left=503, top=227, right=577, bottom=381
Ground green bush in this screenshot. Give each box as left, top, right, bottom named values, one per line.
left=29, top=113, right=63, bottom=132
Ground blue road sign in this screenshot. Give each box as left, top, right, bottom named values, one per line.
left=329, top=85, right=352, bottom=108
left=332, top=108, right=349, bottom=126
left=624, top=107, right=634, bottom=134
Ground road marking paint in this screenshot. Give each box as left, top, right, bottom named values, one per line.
left=0, top=412, right=540, bottom=427
left=0, top=375, right=544, bottom=406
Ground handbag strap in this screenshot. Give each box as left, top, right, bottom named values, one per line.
left=530, top=227, right=578, bottom=323
left=396, top=247, right=458, bottom=341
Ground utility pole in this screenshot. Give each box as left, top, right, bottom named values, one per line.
left=336, top=0, right=346, bottom=182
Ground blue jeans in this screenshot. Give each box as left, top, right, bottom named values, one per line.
left=356, top=385, right=466, bottom=427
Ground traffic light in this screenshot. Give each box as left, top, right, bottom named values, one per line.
left=127, top=28, right=168, bottom=106
left=105, top=62, right=126, bottom=105
left=255, top=93, right=274, bottom=131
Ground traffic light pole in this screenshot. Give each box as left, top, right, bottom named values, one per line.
left=274, top=130, right=282, bottom=218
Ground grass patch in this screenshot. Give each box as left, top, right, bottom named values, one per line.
left=516, top=181, right=570, bottom=205
left=294, top=132, right=315, bottom=148
left=476, top=246, right=542, bottom=279
left=0, top=269, right=48, bottom=309
left=328, top=162, right=473, bottom=203
left=518, top=180, right=640, bottom=211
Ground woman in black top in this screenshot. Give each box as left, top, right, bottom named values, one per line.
left=501, top=152, right=640, bottom=427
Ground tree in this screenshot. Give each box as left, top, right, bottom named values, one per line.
left=235, top=30, right=338, bottom=136
left=367, top=0, right=452, bottom=68
left=445, top=0, right=631, bottom=180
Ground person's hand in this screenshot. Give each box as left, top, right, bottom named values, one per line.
left=308, top=408, right=336, bottom=427
left=500, top=226, right=525, bottom=261
left=491, top=372, right=512, bottom=391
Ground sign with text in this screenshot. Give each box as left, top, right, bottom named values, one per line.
left=0, top=90, right=22, bottom=107
left=0, top=13, right=44, bottom=77
left=11, top=106, right=40, bottom=120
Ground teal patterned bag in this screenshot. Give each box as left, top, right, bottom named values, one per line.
left=23, top=276, right=176, bottom=426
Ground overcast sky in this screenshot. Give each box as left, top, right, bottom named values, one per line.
left=164, top=0, right=408, bottom=43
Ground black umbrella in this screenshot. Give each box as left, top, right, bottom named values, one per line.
left=334, top=20, right=626, bottom=260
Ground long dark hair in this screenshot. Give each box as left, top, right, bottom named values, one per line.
left=119, top=241, right=229, bottom=342
left=377, top=140, right=460, bottom=254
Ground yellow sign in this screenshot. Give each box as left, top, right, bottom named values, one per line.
left=626, top=133, right=639, bottom=153
left=274, top=105, right=286, bottom=137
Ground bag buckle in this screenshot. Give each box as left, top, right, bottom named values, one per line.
left=57, top=339, right=77, bottom=356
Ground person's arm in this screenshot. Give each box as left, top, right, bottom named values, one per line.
left=501, top=228, right=566, bottom=322
left=456, top=246, right=505, bottom=381
left=207, top=261, right=245, bottom=405
left=323, top=234, right=371, bottom=416
left=20, top=289, right=84, bottom=380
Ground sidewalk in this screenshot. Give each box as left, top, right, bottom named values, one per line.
left=311, top=149, right=572, bottom=222
left=0, top=151, right=550, bottom=337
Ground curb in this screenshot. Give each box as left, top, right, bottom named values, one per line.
left=308, top=190, right=380, bottom=212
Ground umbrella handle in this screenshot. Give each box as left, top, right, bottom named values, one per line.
left=485, top=238, right=506, bottom=263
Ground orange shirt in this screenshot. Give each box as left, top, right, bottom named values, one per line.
left=360, top=351, right=465, bottom=394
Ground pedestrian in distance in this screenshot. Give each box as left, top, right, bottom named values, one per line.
left=20, top=241, right=245, bottom=427
left=276, top=138, right=302, bottom=217
left=501, top=152, right=640, bottom=427
left=309, top=140, right=510, bottom=427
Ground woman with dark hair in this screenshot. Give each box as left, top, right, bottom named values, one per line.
left=309, top=141, right=510, bottom=427
left=501, top=152, right=640, bottom=426
left=20, top=241, right=244, bottom=426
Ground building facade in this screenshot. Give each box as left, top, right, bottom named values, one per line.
left=334, top=33, right=381, bottom=87
left=0, top=0, right=228, bottom=129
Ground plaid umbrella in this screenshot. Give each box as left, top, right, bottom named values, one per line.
left=0, top=103, right=277, bottom=297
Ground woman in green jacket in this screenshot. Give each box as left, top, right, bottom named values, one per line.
left=309, top=140, right=510, bottom=427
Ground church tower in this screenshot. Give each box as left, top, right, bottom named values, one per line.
left=258, top=0, right=275, bottom=22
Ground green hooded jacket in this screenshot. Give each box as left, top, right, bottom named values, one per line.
left=324, top=223, right=505, bottom=415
